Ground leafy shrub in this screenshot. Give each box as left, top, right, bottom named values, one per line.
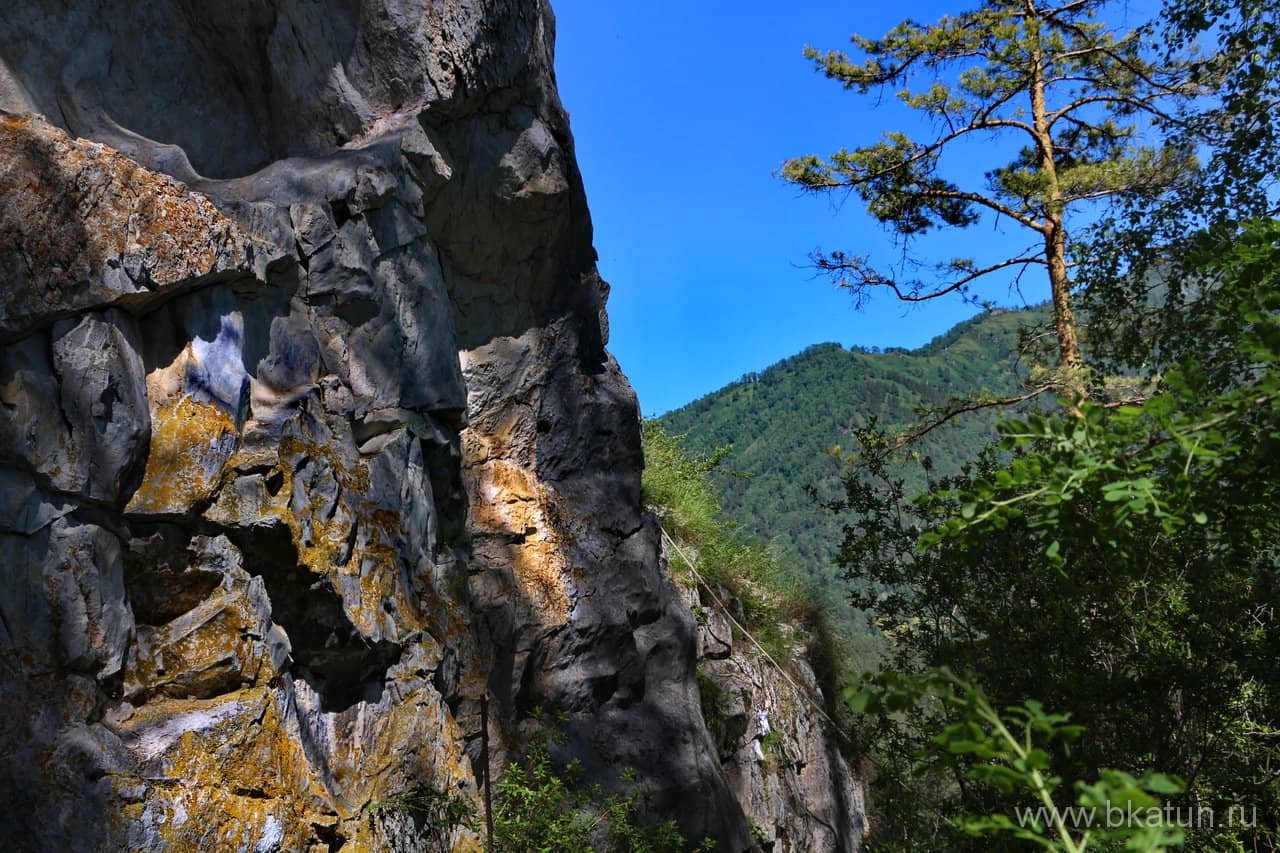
left=492, top=729, right=714, bottom=853
left=835, top=222, right=1280, bottom=850
left=853, top=669, right=1185, bottom=852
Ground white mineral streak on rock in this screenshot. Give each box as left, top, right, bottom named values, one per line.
left=254, top=815, right=284, bottom=852
left=125, top=703, right=246, bottom=764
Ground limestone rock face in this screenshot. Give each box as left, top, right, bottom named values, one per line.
left=0, top=2, right=857, bottom=851
left=681, top=583, right=868, bottom=852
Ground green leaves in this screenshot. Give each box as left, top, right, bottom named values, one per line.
left=851, top=669, right=1186, bottom=852
left=493, top=730, right=707, bottom=853
left=831, top=222, right=1280, bottom=851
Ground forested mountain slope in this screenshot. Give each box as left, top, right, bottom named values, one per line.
left=658, top=307, right=1048, bottom=618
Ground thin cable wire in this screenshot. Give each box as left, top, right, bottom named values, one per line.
left=662, top=524, right=956, bottom=832
left=659, top=525, right=850, bottom=738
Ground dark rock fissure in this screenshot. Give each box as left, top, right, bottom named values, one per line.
left=123, top=524, right=224, bottom=626
left=121, top=519, right=401, bottom=711
left=219, top=521, right=401, bottom=712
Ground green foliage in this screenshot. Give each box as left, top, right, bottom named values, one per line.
left=758, top=730, right=782, bottom=768
left=1079, top=0, right=1280, bottom=377
left=834, top=222, right=1280, bottom=850
left=642, top=419, right=809, bottom=660
left=643, top=420, right=874, bottom=746
left=853, top=669, right=1185, bottom=852
left=493, top=729, right=713, bottom=853
left=781, top=0, right=1198, bottom=366
left=379, top=725, right=715, bottom=852
left=746, top=5, right=1280, bottom=851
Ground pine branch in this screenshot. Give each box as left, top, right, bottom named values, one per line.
left=814, top=254, right=1050, bottom=302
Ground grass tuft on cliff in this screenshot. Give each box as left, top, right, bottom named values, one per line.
left=641, top=421, right=881, bottom=702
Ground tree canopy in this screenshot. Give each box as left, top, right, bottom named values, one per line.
left=782, top=0, right=1200, bottom=373
left=785, top=1, right=1280, bottom=848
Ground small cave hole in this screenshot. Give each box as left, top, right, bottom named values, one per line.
left=225, top=522, right=402, bottom=712
left=329, top=199, right=353, bottom=228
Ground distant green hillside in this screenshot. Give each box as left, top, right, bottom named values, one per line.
left=658, top=307, right=1049, bottom=625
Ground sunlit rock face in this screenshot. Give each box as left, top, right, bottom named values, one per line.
left=0, top=2, right=853, bottom=850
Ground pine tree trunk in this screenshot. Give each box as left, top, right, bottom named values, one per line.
left=1046, top=217, right=1083, bottom=370
left=1025, top=0, right=1084, bottom=374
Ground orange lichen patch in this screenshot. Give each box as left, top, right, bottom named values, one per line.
left=335, top=687, right=478, bottom=811
left=347, top=508, right=422, bottom=632
left=280, top=435, right=371, bottom=493
left=466, top=456, right=571, bottom=623
left=124, top=583, right=269, bottom=702
left=115, top=692, right=334, bottom=850
left=127, top=394, right=238, bottom=516
left=209, top=430, right=434, bottom=639
left=117, top=684, right=480, bottom=851
left=340, top=508, right=436, bottom=638
left=283, top=456, right=425, bottom=636
left=0, top=114, right=260, bottom=333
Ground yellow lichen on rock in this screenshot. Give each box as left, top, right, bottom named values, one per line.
left=127, top=394, right=238, bottom=516
left=0, top=114, right=264, bottom=336
left=112, top=691, right=333, bottom=850
left=124, top=577, right=271, bottom=702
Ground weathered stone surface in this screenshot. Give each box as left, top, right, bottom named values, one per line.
left=0, top=517, right=133, bottom=680
left=0, top=468, right=74, bottom=535
left=0, top=332, right=75, bottom=491
left=123, top=535, right=281, bottom=703
left=0, top=309, right=151, bottom=502
left=683, top=583, right=869, bottom=852
left=0, top=115, right=272, bottom=340
left=51, top=311, right=150, bottom=502
left=0, top=1, right=863, bottom=850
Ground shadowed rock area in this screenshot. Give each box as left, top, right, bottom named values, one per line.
left=0, top=2, right=863, bottom=850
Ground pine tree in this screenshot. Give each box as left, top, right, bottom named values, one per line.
left=782, top=0, right=1199, bottom=374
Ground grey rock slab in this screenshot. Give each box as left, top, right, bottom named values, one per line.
left=50, top=310, right=149, bottom=503
left=0, top=331, right=75, bottom=494
left=0, top=467, right=75, bottom=534
left=306, top=223, right=465, bottom=414
left=0, top=517, right=133, bottom=681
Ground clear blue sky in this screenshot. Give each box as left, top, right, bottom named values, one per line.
left=551, top=0, right=1152, bottom=415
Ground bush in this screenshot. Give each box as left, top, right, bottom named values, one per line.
left=642, top=421, right=816, bottom=661
left=492, top=728, right=713, bottom=853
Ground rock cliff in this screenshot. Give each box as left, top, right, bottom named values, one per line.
left=678, top=578, right=867, bottom=852
left=0, top=2, right=861, bottom=850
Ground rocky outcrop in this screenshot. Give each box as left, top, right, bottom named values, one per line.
left=680, top=581, right=868, bottom=852
left=0, top=2, right=858, bottom=850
